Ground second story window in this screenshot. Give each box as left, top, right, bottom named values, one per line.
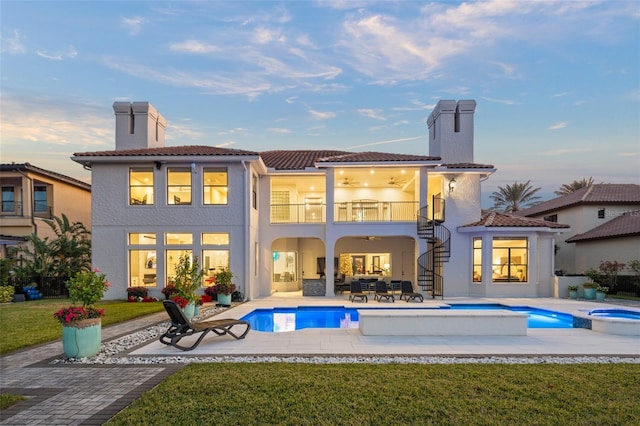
left=34, top=185, right=48, bottom=214
left=203, top=168, right=228, bottom=205
left=168, top=168, right=192, bottom=205
left=598, top=209, right=605, bottom=219
left=2, top=186, right=15, bottom=213
left=130, top=168, right=154, bottom=205
left=252, top=174, right=258, bottom=210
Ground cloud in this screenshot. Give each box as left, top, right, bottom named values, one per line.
left=548, top=122, right=568, bottom=130
left=36, top=46, right=78, bottom=61
left=358, top=109, right=386, bottom=121
left=1, top=30, right=26, bottom=54
left=540, top=147, right=591, bottom=156
left=267, top=128, right=292, bottom=134
left=309, top=109, right=336, bottom=120
left=121, top=16, right=147, bottom=35
left=345, top=136, right=422, bottom=149
left=481, top=96, right=519, bottom=105
left=618, top=152, right=638, bottom=157
left=169, top=40, right=221, bottom=54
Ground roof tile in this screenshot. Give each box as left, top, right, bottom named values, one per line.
left=462, top=210, right=570, bottom=229
left=565, top=210, right=640, bottom=242
left=73, top=145, right=259, bottom=157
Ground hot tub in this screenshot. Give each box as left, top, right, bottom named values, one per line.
left=573, top=308, right=640, bottom=336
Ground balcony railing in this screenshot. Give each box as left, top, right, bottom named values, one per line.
left=0, top=201, right=52, bottom=219
left=271, top=203, right=326, bottom=224
left=270, top=201, right=419, bottom=224
left=335, top=200, right=418, bottom=222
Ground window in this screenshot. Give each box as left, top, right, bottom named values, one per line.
left=2, top=186, right=15, bottom=213
left=598, top=209, right=605, bottom=219
left=168, top=168, right=192, bottom=205
left=252, top=174, right=258, bottom=210
left=271, top=190, right=290, bottom=222
left=166, top=249, right=194, bottom=284
left=203, top=168, right=228, bottom=205
left=543, top=214, right=557, bottom=222
left=202, top=233, right=229, bottom=245
left=272, top=251, right=297, bottom=282
left=202, top=232, right=231, bottom=285
left=492, top=238, right=528, bottom=283
left=34, top=185, right=49, bottom=215
left=472, top=237, right=482, bottom=283
left=130, top=169, right=154, bottom=205
left=128, top=233, right=156, bottom=287
left=165, top=233, right=193, bottom=245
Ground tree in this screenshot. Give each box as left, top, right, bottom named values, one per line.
left=490, top=180, right=542, bottom=213
left=47, top=214, right=91, bottom=280
left=554, top=177, right=595, bottom=196
left=10, top=213, right=91, bottom=281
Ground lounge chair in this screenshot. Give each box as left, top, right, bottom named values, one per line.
left=348, top=280, right=368, bottom=303
left=159, top=300, right=250, bottom=351
left=374, top=280, right=395, bottom=303
left=400, top=281, right=424, bottom=302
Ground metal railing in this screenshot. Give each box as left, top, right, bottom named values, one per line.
left=270, top=201, right=420, bottom=224
left=0, top=202, right=52, bottom=219
left=334, top=200, right=418, bottom=222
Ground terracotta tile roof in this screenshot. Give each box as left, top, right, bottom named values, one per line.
left=316, top=151, right=440, bottom=163
left=260, top=150, right=350, bottom=170
left=260, top=150, right=441, bottom=170
left=443, top=162, right=495, bottom=169
left=73, top=145, right=259, bottom=158
left=517, top=184, right=640, bottom=217
left=565, top=210, right=640, bottom=242
left=461, top=210, right=570, bottom=229
left=0, top=162, right=91, bottom=190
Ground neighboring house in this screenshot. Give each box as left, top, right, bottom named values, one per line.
left=517, top=185, right=640, bottom=274
left=72, top=100, right=568, bottom=300
left=0, top=163, right=92, bottom=258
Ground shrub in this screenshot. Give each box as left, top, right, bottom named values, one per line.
left=127, top=286, right=148, bottom=299
left=161, top=284, right=177, bottom=299
left=0, top=285, right=15, bottom=303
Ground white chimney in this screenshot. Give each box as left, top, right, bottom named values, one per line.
left=427, top=100, right=476, bottom=163
left=113, top=102, right=166, bottom=150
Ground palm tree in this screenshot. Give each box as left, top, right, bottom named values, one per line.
left=490, top=180, right=542, bottom=213
left=554, top=177, right=595, bottom=196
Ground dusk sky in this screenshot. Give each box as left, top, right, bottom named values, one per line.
left=1, top=1, right=638, bottom=207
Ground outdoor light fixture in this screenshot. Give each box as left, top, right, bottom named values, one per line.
left=448, top=178, right=457, bottom=193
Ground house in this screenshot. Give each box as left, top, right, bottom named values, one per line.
left=0, top=163, right=92, bottom=258
left=517, top=184, right=640, bottom=274
left=72, top=100, right=569, bottom=300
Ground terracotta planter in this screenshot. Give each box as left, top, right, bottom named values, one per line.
left=62, top=318, right=101, bottom=358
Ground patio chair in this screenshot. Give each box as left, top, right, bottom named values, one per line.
left=159, top=300, right=250, bottom=351
left=348, top=280, right=368, bottom=303
left=374, top=280, right=395, bottom=303
left=400, top=281, right=424, bottom=303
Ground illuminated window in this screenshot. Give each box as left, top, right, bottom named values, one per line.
left=203, top=168, right=228, bottom=205
left=168, top=168, right=191, bottom=205
left=472, top=237, right=482, bottom=283
left=272, top=251, right=297, bottom=282
left=166, top=249, right=194, bottom=284
left=492, top=238, right=528, bottom=283
left=202, top=233, right=229, bottom=245
left=127, top=233, right=157, bottom=287
left=129, top=169, right=154, bottom=205
left=165, top=233, right=193, bottom=245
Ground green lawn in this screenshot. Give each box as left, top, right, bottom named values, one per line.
left=106, top=363, right=640, bottom=426
left=0, top=298, right=165, bottom=354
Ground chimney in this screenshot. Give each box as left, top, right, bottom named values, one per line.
left=427, top=100, right=476, bottom=163
left=113, top=101, right=166, bottom=150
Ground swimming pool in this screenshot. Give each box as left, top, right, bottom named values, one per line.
left=240, top=305, right=574, bottom=332
left=587, top=309, right=640, bottom=320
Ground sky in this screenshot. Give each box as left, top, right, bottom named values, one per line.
left=1, top=0, right=639, bottom=208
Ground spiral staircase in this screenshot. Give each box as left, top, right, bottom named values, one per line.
left=416, top=196, right=450, bottom=299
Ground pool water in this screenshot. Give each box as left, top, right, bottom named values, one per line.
left=241, top=305, right=574, bottom=332
left=588, top=309, right=640, bottom=320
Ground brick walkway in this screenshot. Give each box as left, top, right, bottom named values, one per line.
left=0, top=312, right=180, bottom=426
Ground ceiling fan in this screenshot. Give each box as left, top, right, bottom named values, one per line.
left=338, top=177, right=360, bottom=187
left=387, top=177, right=407, bottom=187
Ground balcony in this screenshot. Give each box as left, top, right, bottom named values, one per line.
left=1, top=201, right=23, bottom=216
left=270, top=201, right=418, bottom=224
left=335, top=200, right=418, bottom=222
left=0, top=201, right=52, bottom=219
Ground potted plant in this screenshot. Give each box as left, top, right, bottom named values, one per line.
left=210, top=268, right=236, bottom=306
left=582, top=268, right=600, bottom=300
left=171, top=255, right=204, bottom=319
left=596, top=286, right=608, bottom=302
left=567, top=285, right=578, bottom=299
left=53, top=268, right=110, bottom=358
left=161, top=283, right=176, bottom=300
